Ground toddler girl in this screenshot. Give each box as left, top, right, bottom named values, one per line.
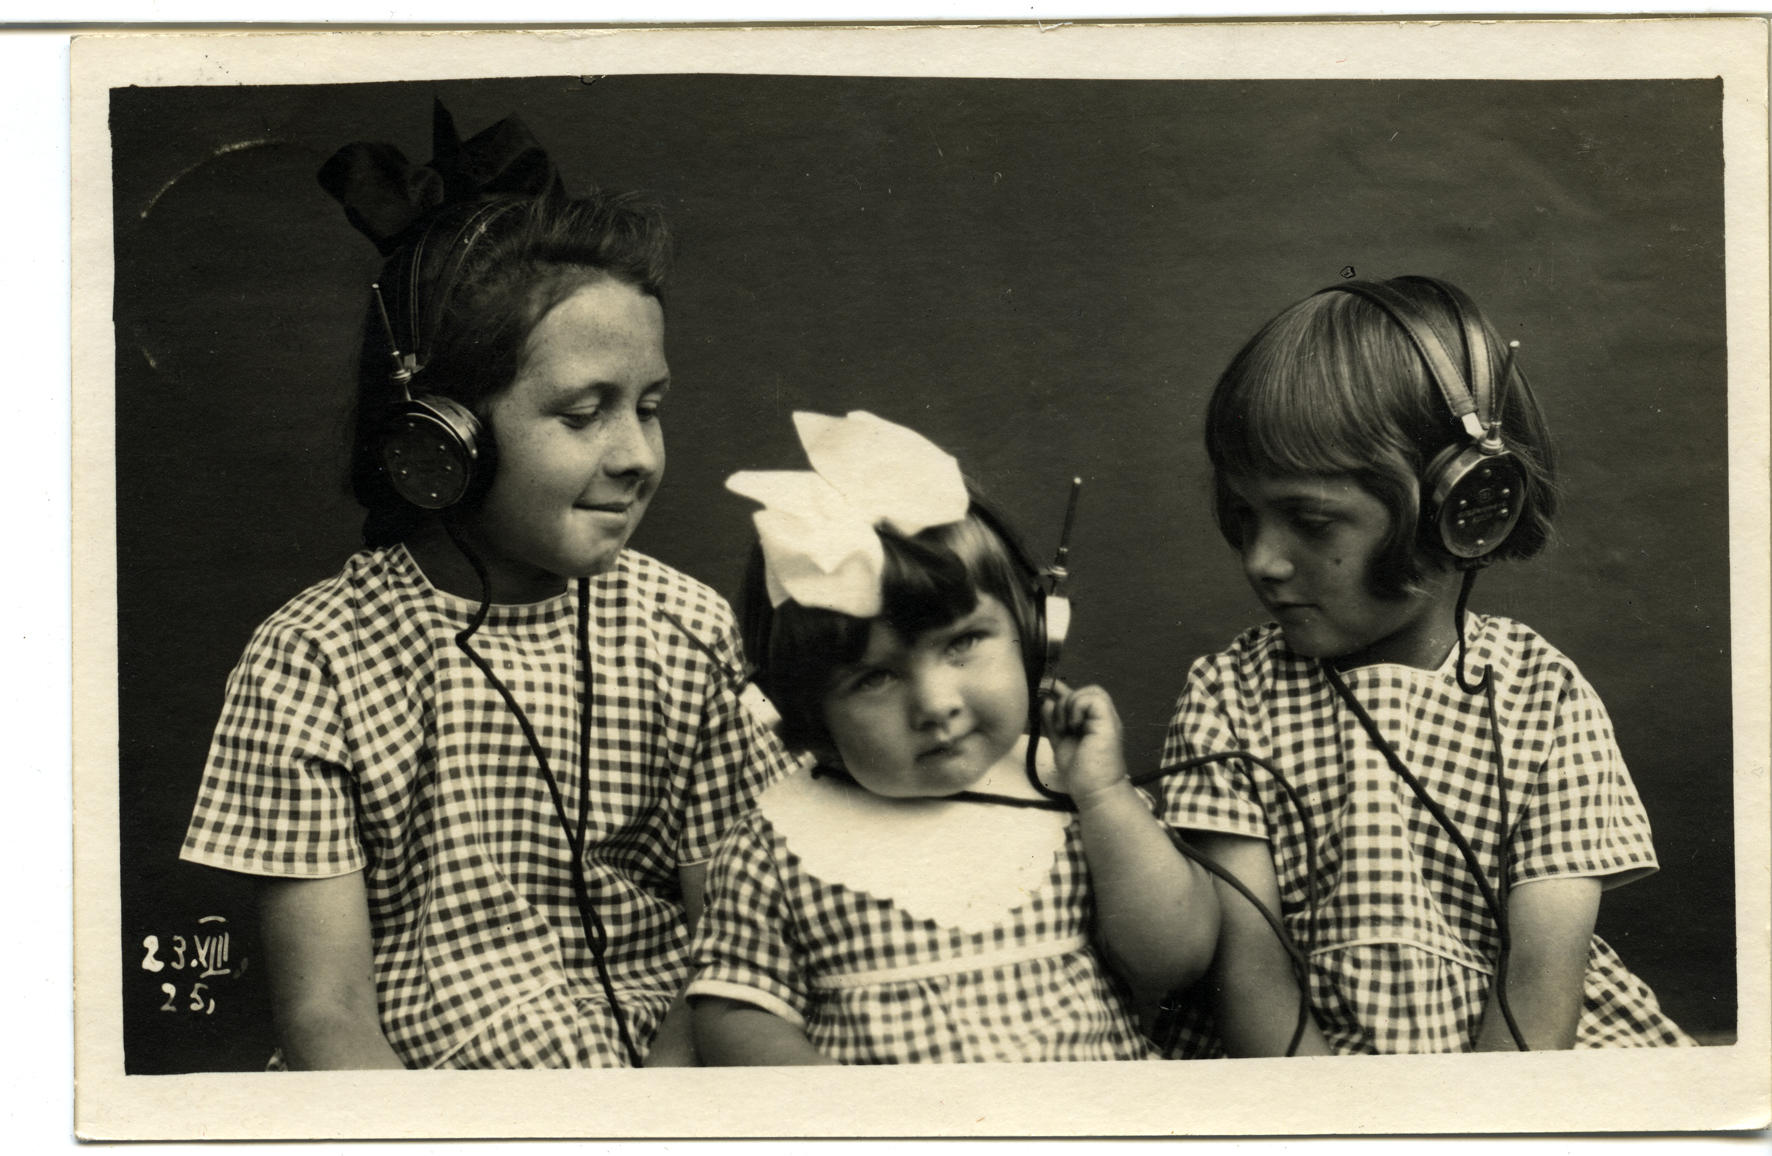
left=180, top=106, right=792, bottom=1068
left=689, top=410, right=1219, bottom=1064
left=1159, top=274, right=1694, bottom=1055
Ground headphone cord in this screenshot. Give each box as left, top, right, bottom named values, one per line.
left=867, top=744, right=1321, bottom=1058
left=441, top=518, right=646, bottom=1068
left=1454, top=564, right=1524, bottom=1049
left=1130, top=752, right=1319, bottom=1058
left=1023, top=690, right=1075, bottom=804
left=1321, top=640, right=1527, bottom=1051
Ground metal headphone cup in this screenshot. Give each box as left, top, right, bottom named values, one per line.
left=368, top=200, right=531, bottom=512
left=1322, top=277, right=1528, bottom=565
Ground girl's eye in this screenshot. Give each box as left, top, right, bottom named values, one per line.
left=1290, top=512, right=1336, bottom=536
left=845, top=668, right=894, bottom=694
left=638, top=398, right=665, bottom=423
left=836, top=663, right=900, bottom=691
left=946, top=630, right=987, bottom=657
left=559, top=409, right=599, bottom=430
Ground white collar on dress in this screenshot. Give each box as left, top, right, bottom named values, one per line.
left=759, top=738, right=1072, bottom=934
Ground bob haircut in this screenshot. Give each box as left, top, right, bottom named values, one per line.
left=1205, top=275, right=1559, bottom=598
left=739, top=491, right=1042, bottom=757
left=349, top=190, right=673, bottom=545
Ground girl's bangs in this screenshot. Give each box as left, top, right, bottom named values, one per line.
left=1210, top=297, right=1421, bottom=484
left=877, top=526, right=982, bottom=642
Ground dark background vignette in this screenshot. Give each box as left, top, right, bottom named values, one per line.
left=108, top=74, right=1733, bottom=1072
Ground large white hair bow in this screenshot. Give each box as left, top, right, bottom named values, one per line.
left=726, top=411, right=969, bottom=617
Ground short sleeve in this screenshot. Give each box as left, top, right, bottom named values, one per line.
left=687, top=811, right=812, bottom=1027
left=1509, top=669, right=1659, bottom=891
left=180, top=620, right=366, bottom=878
left=676, top=610, right=797, bottom=866
left=1157, top=655, right=1270, bottom=840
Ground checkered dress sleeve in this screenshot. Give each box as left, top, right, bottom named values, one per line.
left=1158, top=648, right=1269, bottom=839
left=181, top=617, right=365, bottom=877
left=1509, top=663, right=1659, bottom=890
left=688, top=810, right=812, bottom=1028
left=674, top=603, right=797, bottom=868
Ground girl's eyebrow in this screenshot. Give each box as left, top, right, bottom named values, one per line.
left=547, top=376, right=672, bottom=405
left=1271, top=491, right=1346, bottom=512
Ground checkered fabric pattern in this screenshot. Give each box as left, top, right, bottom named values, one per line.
left=1157, top=616, right=1694, bottom=1055
left=688, top=776, right=1155, bottom=1064
left=182, top=544, right=793, bottom=1068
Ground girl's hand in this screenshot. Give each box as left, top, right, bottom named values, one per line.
left=1042, top=682, right=1129, bottom=801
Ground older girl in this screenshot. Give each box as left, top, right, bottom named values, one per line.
left=181, top=106, right=791, bottom=1069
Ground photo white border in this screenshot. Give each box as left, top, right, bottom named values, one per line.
left=65, top=18, right=1769, bottom=1142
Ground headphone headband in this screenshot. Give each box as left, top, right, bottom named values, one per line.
left=402, top=197, right=530, bottom=383
left=372, top=199, right=529, bottom=512
left=1322, top=278, right=1491, bottom=440
left=1322, top=276, right=1525, bottom=564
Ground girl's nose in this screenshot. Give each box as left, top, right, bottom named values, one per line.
left=602, top=411, right=663, bottom=479
left=909, top=665, right=964, bottom=729
left=1242, top=525, right=1294, bottom=585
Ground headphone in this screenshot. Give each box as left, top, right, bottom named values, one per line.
left=1322, top=277, right=1528, bottom=566
left=370, top=199, right=528, bottom=511
left=968, top=479, right=1080, bottom=698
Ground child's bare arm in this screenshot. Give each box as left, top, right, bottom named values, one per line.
left=1186, top=833, right=1332, bottom=1057
left=691, top=997, right=837, bottom=1065
left=640, top=862, right=711, bottom=1066
left=256, top=872, right=405, bottom=1069
left=1475, top=875, right=1602, bottom=1051
left=1046, top=686, right=1221, bottom=1004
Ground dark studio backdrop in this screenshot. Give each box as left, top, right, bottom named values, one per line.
left=109, top=74, right=1734, bottom=1073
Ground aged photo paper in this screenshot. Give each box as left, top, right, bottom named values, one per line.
left=70, top=19, right=1769, bottom=1140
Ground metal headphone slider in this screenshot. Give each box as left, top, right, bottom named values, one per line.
left=1476, top=340, right=1521, bottom=458
left=1036, top=478, right=1083, bottom=696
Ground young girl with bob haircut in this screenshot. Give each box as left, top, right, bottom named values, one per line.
left=689, top=410, right=1220, bottom=1064
left=1159, top=274, right=1693, bottom=1055
left=181, top=106, right=792, bottom=1069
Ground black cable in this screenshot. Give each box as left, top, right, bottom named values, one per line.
left=1321, top=654, right=1527, bottom=1051
left=1454, top=565, right=1525, bottom=1049
left=652, top=603, right=746, bottom=687
left=441, top=518, right=645, bottom=1067
left=1132, top=752, right=1319, bottom=1057
left=1024, top=678, right=1073, bottom=804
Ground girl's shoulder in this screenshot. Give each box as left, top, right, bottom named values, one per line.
left=609, top=549, right=739, bottom=635
left=1473, top=614, right=1607, bottom=709
left=245, top=545, right=428, bottom=648
left=1183, top=622, right=1309, bottom=696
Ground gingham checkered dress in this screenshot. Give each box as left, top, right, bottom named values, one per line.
left=688, top=768, right=1154, bottom=1063
left=1158, top=616, right=1694, bottom=1055
left=181, top=543, right=791, bottom=1068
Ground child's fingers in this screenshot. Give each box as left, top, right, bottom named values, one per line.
left=1044, top=684, right=1119, bottom=736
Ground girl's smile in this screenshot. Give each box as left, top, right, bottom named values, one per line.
left=820, top=595, right=1029, bottom=798
left=1225, top=472, right=1459, bottom=670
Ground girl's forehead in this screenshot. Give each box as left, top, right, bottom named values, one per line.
left=1226, top=471, right=1374, bottom=505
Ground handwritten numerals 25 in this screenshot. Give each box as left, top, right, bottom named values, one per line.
left=140, top=916, right=244, bottom=1016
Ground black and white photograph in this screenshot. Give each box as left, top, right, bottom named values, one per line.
left=68, top=19, right=1768, bottom=1141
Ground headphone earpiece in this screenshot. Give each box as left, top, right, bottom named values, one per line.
left=380, top=393, right=488, bottom=510
left=983, top=480, right=1081, bottom=697
left=1421, top=435, right=1526, bottom=562
left=1036, top=587, right=1071, bottom=696
left=1324, top=277, right=1527, bottom=566
left=369, top=200, right=525, bottom=513
left=966, top=497, right=1068, bottom=695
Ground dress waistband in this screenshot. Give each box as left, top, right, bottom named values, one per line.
left=811, top=934, right=1089, bottom=991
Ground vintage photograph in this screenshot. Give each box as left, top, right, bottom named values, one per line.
left=71, top=20, right=1767, bottom=1139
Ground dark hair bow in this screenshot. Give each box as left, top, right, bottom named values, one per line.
left=318, top=98, right=566, bottom=256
